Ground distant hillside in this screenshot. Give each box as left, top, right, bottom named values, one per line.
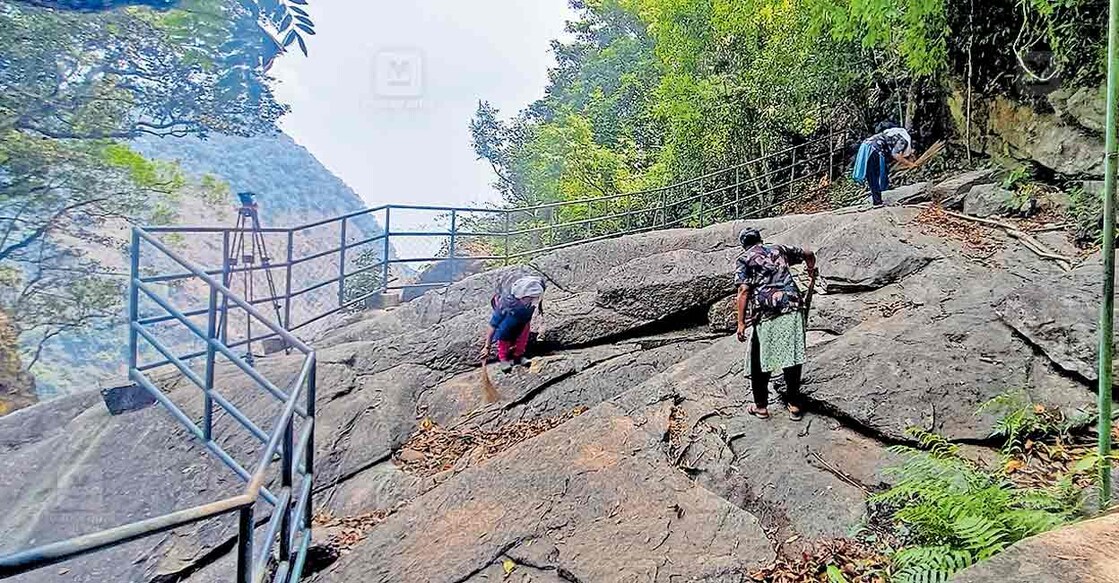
left=32, top=132, right=392, bottom=398
left=132, top=132, right=382, bottom=235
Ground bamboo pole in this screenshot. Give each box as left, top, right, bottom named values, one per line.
left=1098, top=0, right=1119, bottom=509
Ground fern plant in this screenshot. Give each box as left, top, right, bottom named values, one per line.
left=873, top=428, right=1080, bottom=583
left=978, top=390, right=1085, bottom=454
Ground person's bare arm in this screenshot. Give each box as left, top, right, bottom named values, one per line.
left=893, top=151, right=918, bottom=169
left=736, top=284, right=752, bottom=342
left=803, top=249, right=818, bottom=277
left=481, top=325, right=495, bottom=359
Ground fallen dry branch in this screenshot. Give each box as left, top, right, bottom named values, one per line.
left=936, top=207, right=1075, bottom=270
left=911, top=204, right=1075, bottom=270
left=913, top=205, right=1002, bottom=258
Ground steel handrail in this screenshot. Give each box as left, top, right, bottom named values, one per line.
left=133, top=129, right=846, bottom=374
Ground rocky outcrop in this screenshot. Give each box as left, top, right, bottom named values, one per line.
left=0, top=205, right=1107, bottom=582
left=1049, top=85, right=1107, bottom=135
left=963, top=184, right=1016, bottom=217
left=950, top=90, right=1105, bottom=178
left=932, top=169, right=999, bottom=206
left=951, top=512, right=1119, bottom=583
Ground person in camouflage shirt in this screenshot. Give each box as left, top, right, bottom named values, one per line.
left=735, top=228, right=817, bottom=421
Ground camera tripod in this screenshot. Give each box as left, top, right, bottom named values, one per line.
left=220, top=193, right=286, bottom=365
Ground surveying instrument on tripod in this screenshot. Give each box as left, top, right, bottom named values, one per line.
left=220, top=192, right=287, bottom=365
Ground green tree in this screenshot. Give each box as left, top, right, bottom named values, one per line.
left=0, top=0, right=281, bottom=388
left=11, top=0, right=316, bottom=58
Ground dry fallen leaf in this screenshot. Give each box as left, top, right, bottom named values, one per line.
left=1004, top=459, right=1025, bottom=474
left=502, top=559, right=516, bottom=576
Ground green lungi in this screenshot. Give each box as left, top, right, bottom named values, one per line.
left=751, top=311, right=806, bottom=373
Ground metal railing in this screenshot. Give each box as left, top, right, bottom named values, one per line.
left=0, top=228, right=318, bottom=583
left=132, top=128, right=848, bottom=361
left=0, top=127, right=847, bottom=582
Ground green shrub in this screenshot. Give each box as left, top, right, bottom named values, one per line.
left=1066, top=185, right=1103, bottom=245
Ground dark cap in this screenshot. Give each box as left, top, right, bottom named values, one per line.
left=739, top=228, right=762, bottom=249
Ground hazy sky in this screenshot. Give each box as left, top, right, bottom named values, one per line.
left=271, top=1, right=573, bottom=226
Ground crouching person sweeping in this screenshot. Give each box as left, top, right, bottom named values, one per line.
left=481, top=275, right=546, bottom=373
left=734, top=228, right=817, bottom=421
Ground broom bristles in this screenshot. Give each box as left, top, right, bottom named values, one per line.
left=480, top=360, right=500, bottom=403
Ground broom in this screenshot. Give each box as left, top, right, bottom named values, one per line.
left=479, top=352, right=500, bottom=404
left=892, top=140, right=946, bottom=177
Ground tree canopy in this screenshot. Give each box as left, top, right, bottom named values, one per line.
left=0, top=0, right=296, bottom=393
left=473, top=0, right=1110, bottom=219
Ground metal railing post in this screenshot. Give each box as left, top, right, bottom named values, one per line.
left=697, top=184, right=705, bottom=227
left=448, top=210, right=458, bottom=277
left=128, top=229, right=140, bottom=372
left=236, top=506, right=254, bottom=583
left=283, top=230, right=294, bottom=330
left=220, top=231, right=231, bottom=344
left=503, top=210, right=511, bottom=265
left=337, top=217, right=348, bottom=308
left=202, top=282, right=218, bottom=441
left=382, top=208, right=391, bottom=292
left=549, top=207, right=558, bottom=248
left=735, top=166, right=742, bottom=219
left=304, top=358, right=316, bottom=529
left=791, top=144, right=797, bottom=187
left=279, top=418, right=294, bottom=560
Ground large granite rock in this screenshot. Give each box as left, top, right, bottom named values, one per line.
left=951, top=90, right=1105, bottom=178
left=997, top=258, right=1116, bottom=384
left=1, top=203, right=1108, bottom=582
left=1050, top=84, right=1107, bottom=135
left=315, top=382, right=776, bottom=583
left=932, top=169, right=998, bottom=208
left=964, top=184, right=1017, bottom=218
left=951, top=512, right=1119, bottom=583
left=882, top=182, right=931, bottom=206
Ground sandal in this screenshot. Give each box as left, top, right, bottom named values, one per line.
left=747, top=404, right=771, bottom=420
left=787, top=405, right=804, bottom=421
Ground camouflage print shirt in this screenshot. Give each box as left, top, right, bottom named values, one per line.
left=735, top=244, right=808, bottom=321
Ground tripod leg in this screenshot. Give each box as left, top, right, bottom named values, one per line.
left=217, top=214, right=246, bottom=343
left=251, top=214, right=288, bottom=338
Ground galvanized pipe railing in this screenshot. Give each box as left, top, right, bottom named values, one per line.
left=132, top=129, right=846, bottom=370
left=0, top=227, right=318, bottom=583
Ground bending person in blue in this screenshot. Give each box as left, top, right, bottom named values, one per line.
left=481, top=275, right=546, bottom=373
left=853, top=121, right=918, bottom=206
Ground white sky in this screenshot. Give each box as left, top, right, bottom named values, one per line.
left=271, top=1, right=574, bottom=226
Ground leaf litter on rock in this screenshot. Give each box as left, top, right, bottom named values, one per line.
left=748, top=539, right=889, bottom=582
left=914, top=205, right=1002, bottom=259
left=394, top=407, right=589, bottom=477
left=312, top=510, right=389, bottom=555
